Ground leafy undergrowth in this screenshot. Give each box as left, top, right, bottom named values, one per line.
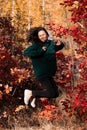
left=0, top=93, right=87, bottom=130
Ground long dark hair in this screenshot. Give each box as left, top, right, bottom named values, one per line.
left=27, top=27, right=49, bottom=44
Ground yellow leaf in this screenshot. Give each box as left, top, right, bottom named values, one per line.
left=15, top=105, right=25, bottom=112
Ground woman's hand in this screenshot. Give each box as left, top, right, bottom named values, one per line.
left=42, top=46, right=47, bottom=51
left=56, top=40, right=62, bottom=46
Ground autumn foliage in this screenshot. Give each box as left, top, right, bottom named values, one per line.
left=0, top=0, right=87, bottom=124
left=0, top=17, right=30, bottom=101
left=45, top=0, right=87, bottom=122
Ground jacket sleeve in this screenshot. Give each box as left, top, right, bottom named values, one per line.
left=24, top=45, right=45, bottom=58
left=54, top=42, right=65, bottom=52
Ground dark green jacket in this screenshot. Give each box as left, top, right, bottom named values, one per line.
left=24, top=40, right=64, bottom=79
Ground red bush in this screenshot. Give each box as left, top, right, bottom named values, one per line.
left=46, top=0, right=87, bottom=122
left=0, top=17, right=30, bottom=101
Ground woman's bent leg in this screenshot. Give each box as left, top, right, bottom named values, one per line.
left=32, top=77, right=59, bottom=98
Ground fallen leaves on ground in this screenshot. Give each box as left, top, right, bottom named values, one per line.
left=36, top=99, right=62, bottom=121
left=15, top=105, right=25, bottom=112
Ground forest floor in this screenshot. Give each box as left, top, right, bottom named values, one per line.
left=0, top=91, right=87, bottom=130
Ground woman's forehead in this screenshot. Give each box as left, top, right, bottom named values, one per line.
left=38, top=30, right=46, bottom=35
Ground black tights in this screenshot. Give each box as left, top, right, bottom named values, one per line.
left=32, top=77, right=59, bottom=98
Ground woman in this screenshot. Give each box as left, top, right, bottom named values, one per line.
left=24, top=27, right=65, bottom=108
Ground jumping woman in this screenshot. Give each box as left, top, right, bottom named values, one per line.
left=24, top=27, right=65, bottom=108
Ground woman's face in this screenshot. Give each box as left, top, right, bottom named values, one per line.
left=38, top=30, right=48, bottom=42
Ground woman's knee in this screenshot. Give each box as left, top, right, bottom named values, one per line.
left=50, top=89, right=59, bottom=98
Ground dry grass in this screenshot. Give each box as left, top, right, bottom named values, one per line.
left=0, top=93, right=87, bottom=130
left=2, top=123, right=87, bottom=130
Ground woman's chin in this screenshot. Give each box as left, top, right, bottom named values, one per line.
left=41, top=39, right=48, bottom=43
